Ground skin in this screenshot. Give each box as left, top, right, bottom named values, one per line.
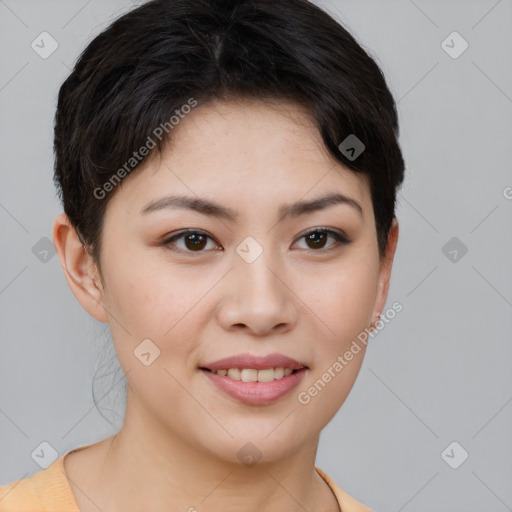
left=52, top=97, right=399, bottom=512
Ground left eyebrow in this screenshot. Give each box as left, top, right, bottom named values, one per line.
left=140, top=192, right=363, bottom=222
left=277, top=193, right=363, bottom=222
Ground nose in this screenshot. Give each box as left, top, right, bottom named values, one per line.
left=215, top=249, right=299, bottom=336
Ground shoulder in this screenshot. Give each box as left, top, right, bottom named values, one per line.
left=0, top=472, right=42, bottom=511
left=315, top=466, right=376, bottom=512
left=0, top=445, right=90, bottom=512
left=0, top=456, right=78, bottom=512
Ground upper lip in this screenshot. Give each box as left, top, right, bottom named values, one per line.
left=200, top=353, right=308, bottom=371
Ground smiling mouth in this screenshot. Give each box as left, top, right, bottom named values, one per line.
left=199, top=367, right=305, bottom=382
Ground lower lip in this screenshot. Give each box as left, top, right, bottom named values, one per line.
left=200, top=368, right=307, bottom=405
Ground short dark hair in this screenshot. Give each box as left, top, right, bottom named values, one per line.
left=53, top=0, right=405, bottom=269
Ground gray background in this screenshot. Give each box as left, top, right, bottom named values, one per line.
left=1, top=1, right=511, bottom=511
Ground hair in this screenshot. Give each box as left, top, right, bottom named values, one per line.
left=53, top=0, right=405, bottom=276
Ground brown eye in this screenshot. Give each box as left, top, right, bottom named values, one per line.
left=182, top=233, right=207, bottom=251
left=305, top=231, right=328, bottom=249
left=295, top=228, right=349, bottom=251
left=162, top=230, right=219, bottom=253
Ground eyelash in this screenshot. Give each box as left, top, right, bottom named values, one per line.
left=160, top=228, right=350, bottom=255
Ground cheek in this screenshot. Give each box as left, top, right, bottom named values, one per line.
left=293, top=261, right=377, bottom=429
left=298, top=347, right=366, bottom=435
left=100, top=250, right=202, bottom=348
left=296, top=256, right=379, bottom=345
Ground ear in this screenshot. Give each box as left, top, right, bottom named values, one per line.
left=52, top=212, right=108, bottom=323
left=372, top=217, right=399, bottom=322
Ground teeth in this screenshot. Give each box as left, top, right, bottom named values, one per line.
left=241, top=369, right=258, bottom=382
left=227, top=368, right=241, bottom=380
left=255, top=368, right=275, bottom=382
left=211, top=367, right=299, bottom=381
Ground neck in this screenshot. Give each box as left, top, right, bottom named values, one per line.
left=87, top=388, right=338, bottom=512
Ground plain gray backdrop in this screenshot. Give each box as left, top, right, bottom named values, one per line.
left=1, top=1, right=511, bottom=511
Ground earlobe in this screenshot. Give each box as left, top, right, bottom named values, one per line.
left=52, top=212, right=109, bottom=323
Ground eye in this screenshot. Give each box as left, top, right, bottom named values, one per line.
left=161, top=227, right=350, bottom=255
left=162, top=229, right=220, bottom=253
left=293, top=228, right=350, bottom=251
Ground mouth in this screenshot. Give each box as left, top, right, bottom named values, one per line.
left=198, top=365, right=308, bottom=405
left=198, top=353, right=309, bottom=405
left=199, top=366, right=306, bottom=382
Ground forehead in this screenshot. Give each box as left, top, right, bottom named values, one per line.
left=111, top=98, right=372, bottom=217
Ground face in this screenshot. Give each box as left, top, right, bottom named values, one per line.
left=57, top=98, right=397, bottom=465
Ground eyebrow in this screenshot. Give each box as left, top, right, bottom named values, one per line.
left=140, top=192, right=363, bottom=222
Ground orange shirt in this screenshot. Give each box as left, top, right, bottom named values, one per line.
left=0, top=444, right=374, bottom=511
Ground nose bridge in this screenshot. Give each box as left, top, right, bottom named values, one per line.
left=234, top=237, right=284, bottom=304
left=217, top=235, right=297, bottom=333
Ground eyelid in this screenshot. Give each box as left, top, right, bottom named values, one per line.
left=298, top=226, right=350, bottom=243
left=161, top=229, right=221, bottom=253
left=292, top=227, right=350, bottom=252
left=160, top=227, right=350, bottom=254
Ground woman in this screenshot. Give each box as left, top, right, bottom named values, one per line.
left=0, top=0, right=404, bottom=510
